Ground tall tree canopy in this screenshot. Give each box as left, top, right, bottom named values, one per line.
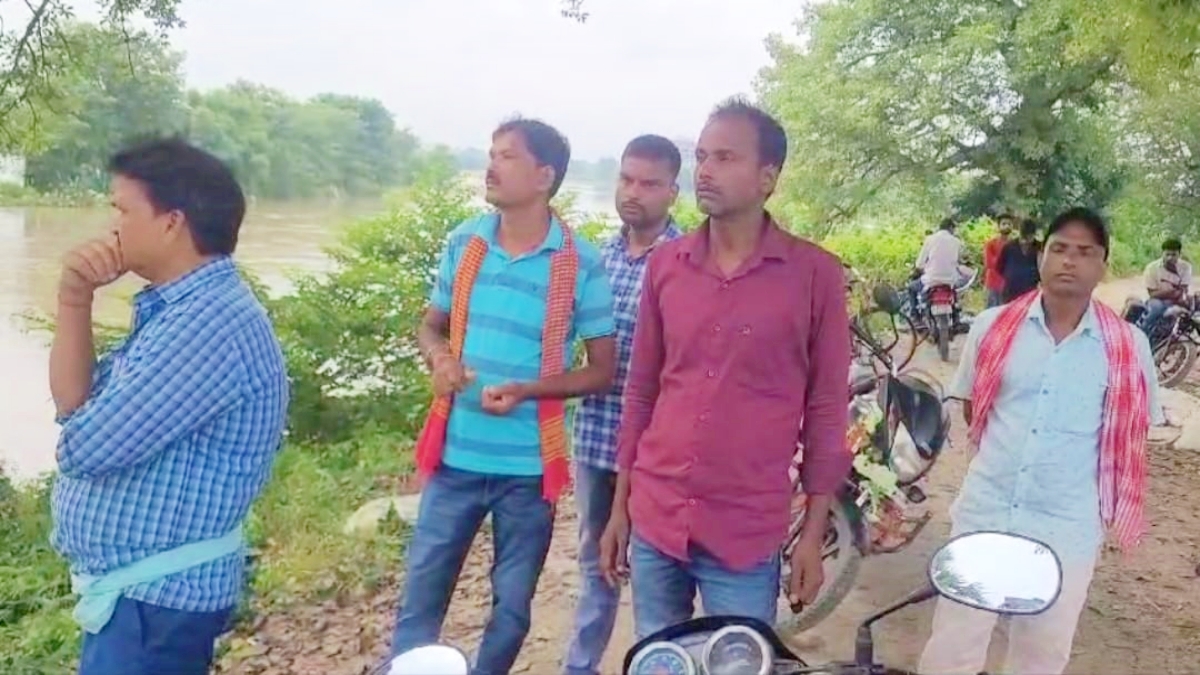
left=757, top=0, right=1200, bottom=232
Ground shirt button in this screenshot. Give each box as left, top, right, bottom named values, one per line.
left=706, top=369, right=716, bottom=378
left=688, top=498, right=697, bottom=506
left=740, top=325, right=752, bottom=335
left=1031, top=429, right=1038, bottom=435
left=698, top=412, right=710, bottom=422
left=713, top=325, right=722, bottom=333
left=720, top=281, right=730, bottom=289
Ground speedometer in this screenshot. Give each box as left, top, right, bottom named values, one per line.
left=628, top=641, right=696, bottom=675
left=701, top=625, right=772, bottom=675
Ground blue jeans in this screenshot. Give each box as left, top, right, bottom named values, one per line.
left=629, top=533, right=780, bottom=640
left=1141, top=297, right=1170, bottom=332
left=391, top=466, right=554, bottom=675
left=564, top=463, right=619, bottom=675
left=77, top=597, right=232, bottom=675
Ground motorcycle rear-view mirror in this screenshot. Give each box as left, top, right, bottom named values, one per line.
left=871, top=283, right=903, bottom=315
left=380, top=644, right=470, bottom=675
left=928, top=531, right=1063, bottom=615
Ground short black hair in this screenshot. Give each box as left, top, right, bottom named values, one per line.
left=708, top=96, right=788, bottom=171
left=1047, top=207, right=1110, bottom=261
left=1163, top=236, right=1183, bottom=252
left=622, top=135, right=682, bottom=180
left=493, top=117, right=571, bottom=198
left=1019, top=218, right=1039, bottom=239
left=107, top=137, right=246, bottom=256
left=938, top=217, right=956, bottom=231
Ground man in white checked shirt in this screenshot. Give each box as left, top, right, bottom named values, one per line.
left=564, top=135, right=682, bottom=675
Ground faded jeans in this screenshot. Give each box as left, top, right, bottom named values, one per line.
left=390, top=466, right=554, bottom=675
left=1141, top=297, right=1171, bottom=333
left=563, top=463, right=620, bottom=675
left=629, top=533, right=780, bottom=640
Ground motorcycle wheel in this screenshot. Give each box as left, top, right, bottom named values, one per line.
left=1155, top=339, right=1196, bottom=388
left=934, top=315, right=951, bottom=362
left=776, top=494, right=864, bottom=634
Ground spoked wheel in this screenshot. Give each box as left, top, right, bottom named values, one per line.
left=776, top=494, right=864, bottom=635
left=1155, top=339, right=1197, bottom=388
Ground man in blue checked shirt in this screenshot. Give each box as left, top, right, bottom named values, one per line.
left=49, top=138, right=288, bottom=675
left=564, top=135, right=683, bottom=675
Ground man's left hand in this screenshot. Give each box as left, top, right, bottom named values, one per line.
left=481, top=383, right=528, bottom=415
left=788, top=536, right=825, bottom=609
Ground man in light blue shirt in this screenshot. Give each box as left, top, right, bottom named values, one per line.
left=397, top=118, right=616, bottom=675
left=51, top=138, right=288, bottom=675
left=920, top=208, right=1163, bottom=675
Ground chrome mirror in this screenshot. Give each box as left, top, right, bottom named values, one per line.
left=384, top=644, right=470, bottom=675
left=928, top=532, right=1062, bottom=615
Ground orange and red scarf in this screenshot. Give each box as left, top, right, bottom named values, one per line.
left=414, top=220, right=577, bottom=502
left=969, top=291, right=1150, bottom=550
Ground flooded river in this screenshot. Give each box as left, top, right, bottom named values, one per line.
left=0, top=183, right=613, bottom=481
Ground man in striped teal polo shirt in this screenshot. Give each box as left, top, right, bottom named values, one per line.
left=393, top=117, right=616, bottom=675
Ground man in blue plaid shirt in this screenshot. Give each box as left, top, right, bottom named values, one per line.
left=564, top=135, right=683, bottom=675
left=49, top=138, right=288, bottom=675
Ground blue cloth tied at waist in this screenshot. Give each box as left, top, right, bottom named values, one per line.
left=70, top=526, right=243, bottom=634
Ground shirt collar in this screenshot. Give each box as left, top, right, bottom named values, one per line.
left=135, top=256, right=237, bottom=307
left=681, top=211, right=790, bottom=263
left=609, top=218, right=683, bottom=255
left=482, top=212, right=565, bottom=253
left=1025, top=292, right=1101, bottom=340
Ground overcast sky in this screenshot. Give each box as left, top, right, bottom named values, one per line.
left=62, top=0, right=807, bottom=159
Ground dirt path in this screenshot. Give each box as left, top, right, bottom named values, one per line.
left=217, top=278, right=1200, bottom=674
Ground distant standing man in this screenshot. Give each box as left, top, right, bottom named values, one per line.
left=983, top=215, right=1014, bottom=307
left=599, top=98, right=852, bottom=637
left=998, top=218, right=1042, bottom=303
left=919, top=208, right=1162, bottom=675
left=564, top=135, right=683, bottom=675
left=1140, top=236, right=1192, bottom=332
left=51, top=138, right=289, bottom=675
left=396, top=118, right=616, bottom=675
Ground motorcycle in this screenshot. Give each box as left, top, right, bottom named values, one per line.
left=619, top=530, right=1063, bottom=675
left=1122, top=293, right=1200, bottom=388
left=901, top=264, right=977, bottom=362
left=780, top=284, right=949, bottom=634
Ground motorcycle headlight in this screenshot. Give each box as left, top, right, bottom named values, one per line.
left=700, top=626, right=773, bottom=675
left=628, top=641, right=695, bottom=675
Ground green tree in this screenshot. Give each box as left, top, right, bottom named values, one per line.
left=0, top=0, right=183, bottom=150
left=757, top=0, right=1200, bottom=233
left=23, top=23, right=186, bottom=192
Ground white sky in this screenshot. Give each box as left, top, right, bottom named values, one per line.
left=30, top=0, right=808, bottom=159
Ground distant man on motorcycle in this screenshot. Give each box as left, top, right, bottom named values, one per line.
left=1139, top=236, right=1192, bottom=332
left=599, top=98, right=852, bottom=639
left=919, top=207, right=1163, bottom=675
left=982, top=214, right=1014, bottom=307
left=907, top=218, right=964, bottom=323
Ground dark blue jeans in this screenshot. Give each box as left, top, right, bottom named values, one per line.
left=391, top=466, right=554, bottom=675
left=77, top=597, right=233, bottom=675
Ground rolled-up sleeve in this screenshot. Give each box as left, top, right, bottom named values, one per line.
left=616, top=252, right=664, bottom=472
left=800, top=260, right=853, bottom=495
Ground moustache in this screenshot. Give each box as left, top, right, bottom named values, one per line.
left=619, top=201, right=644, bottom=213
left=696, top=183, right=720, bottom=195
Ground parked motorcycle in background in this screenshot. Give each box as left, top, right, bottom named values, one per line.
left=779, top=284, right=950, bottom=634
left=620, top=531, right=1063, bottom=675
left=1122, top=293, right=1200, bottom=388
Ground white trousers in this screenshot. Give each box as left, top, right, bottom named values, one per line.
left=918, top=556, right=1096, bottom=675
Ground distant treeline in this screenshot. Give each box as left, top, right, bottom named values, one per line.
left=452, top=140, right=698, bottom=193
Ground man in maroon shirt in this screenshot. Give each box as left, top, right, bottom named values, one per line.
left=598, top=97, right=853, bottom=637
